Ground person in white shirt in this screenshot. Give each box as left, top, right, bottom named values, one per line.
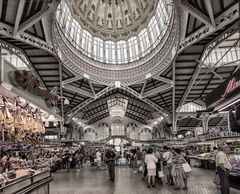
left=162, top=146, right=173, bottom=185
left=96, top=150, right=102, bottom=171
left=145, top=148, right=158, bottom=188
left=216, top=145, right=232, bottom=194
left=213, top=147, right=219, bottom=161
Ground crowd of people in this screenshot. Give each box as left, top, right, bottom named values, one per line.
left=1, top=144, right=232, bottom=194
left=126, top=146, right=190, bottom=190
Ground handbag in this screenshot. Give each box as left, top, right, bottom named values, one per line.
left=158, top=171, right=165, bottom=178
left=182, top=162, right=192, bottom=173
left=213, top=174, right=220, bottom=185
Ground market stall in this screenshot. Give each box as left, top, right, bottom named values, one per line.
left=0, top=59, right=63, bottom=144
left=196, top=72, right=240, bottom=190
left=0, top=57, right=63, bottom=193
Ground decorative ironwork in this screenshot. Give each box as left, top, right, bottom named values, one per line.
left=0, top=22, right=56, bottom=55
left=178, top=3, right=239, bottom=53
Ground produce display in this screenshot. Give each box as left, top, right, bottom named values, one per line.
left=229, top=154, right=240, bottom=174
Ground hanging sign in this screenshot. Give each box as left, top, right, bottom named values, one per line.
left=198, top=132, right=222, bottom=141
left=191, top=131, right=240, bottom=142
left=8, top=70, right=58, bottom=106
left=206, top=69, right=240, bottom=108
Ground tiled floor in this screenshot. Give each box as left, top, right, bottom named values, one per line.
left=50, top=165, right=240, bottom=194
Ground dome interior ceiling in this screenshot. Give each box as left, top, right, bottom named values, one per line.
left=70, top=0, right=157, bottom=40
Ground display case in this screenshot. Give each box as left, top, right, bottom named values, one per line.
left=229, top=154, right=240, bottom=190
left=0, top=170, right=52, bottom=194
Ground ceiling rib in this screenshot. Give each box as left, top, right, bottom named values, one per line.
left=180, top=0, right=211, bottom=26
left=17, top=1, right=58, bottom=34
left=14, top=0, right=26, bottom=36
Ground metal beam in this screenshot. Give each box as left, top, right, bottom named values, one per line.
left=172, top=61, right=177, bottom=134
left=89, top=81, right=96, bottom=96
left=126, top=109, right=151, bottom=122
left=0, top=21, right=55, bottom=55
left=85, top=109, right=109, bottom=121
left=201, top=62, right=223, bottom=80
left=18, top=1, right=58, bottom=34
left=62, top=76, right=82, bottom=85
left=63, top=84, right=95, bottom=98
left=180, top=0, right=211, bottom=26
left=204, top=0, right=216, bottom=27
left=177, top=21, right=240, bottom=111
left=66, top=86, right=114, bottom=123
left=141, top=84, right=173, bottom=98
left=194, top=33, right=240, bottom=87
left=152, top=75, right=173, bottom=84
left=14, top=0, right=26, bottom=36
left=122, top=86, right=171, bottom=123
left=178, top=3, right=239, bottom=53
left=140, top=80, right=147, bottom=96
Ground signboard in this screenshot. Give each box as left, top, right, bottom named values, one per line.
left=188, top=131, right=240, bottom=142
left=206, top=69, right=240, bottom=108
left=8, top=70, right=58, bottom=106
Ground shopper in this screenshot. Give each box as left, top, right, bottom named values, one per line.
left=105, top=147, right=116, bottom=181
left=63, top=153, right=70, bottom=172
left=75, top=151, right=81, bottom=172
left=213, top=147, right=219, bottom=161
left=172, top=148, right=188, bottom=190
left=162, top=146, right=173, bottom=185
left=136, top=148, right=143, bottom=172
left=142, top=149, right=148, bottom=180
left=216, top=145, right=232, bottom=194
left=145, top=148, right=158, bottom=188
left=96, top=149, right=102, bottom=171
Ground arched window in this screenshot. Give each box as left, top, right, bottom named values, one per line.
left=126, top=122, right=138, bottom=139
left=139, top=128, right=152, bottom=140
left=105, top=41, right=115, bottom=64
left=84, top=128, right=96, bottom=141
left=93, top=37, right=104, bottom=62
left=98, top=122, right=110, bottom=139
left=128, top=36, right=139, bottom=62
left=111, top=117, right=124, bottom=136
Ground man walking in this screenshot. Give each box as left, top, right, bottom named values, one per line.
left=105, top=147, right=116, bottom=181
left=216, top=145, right=232, bottom=194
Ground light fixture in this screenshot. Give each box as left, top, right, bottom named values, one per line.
left=44, top=113, right=50, bottom=119
left=45, top=121, right=49, bottom=127
left=115, top=81, right=121, bottom=88
left=58, top=96, right=70, bottom=105
left=53, top=121, right=59, bottom=127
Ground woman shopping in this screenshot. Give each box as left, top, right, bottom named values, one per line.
left=172, top=148, right=190, bottom=190
left=145, top=148, right=158, bottom=188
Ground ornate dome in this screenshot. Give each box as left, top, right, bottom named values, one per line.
left=66, top=0, right=158, bottom=41
left=53, top=0, right=178, bottom=85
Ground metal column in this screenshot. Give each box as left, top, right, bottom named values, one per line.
left=59, top=62, right=64, bottom=139
left=172, top=61, right=177, bottom=138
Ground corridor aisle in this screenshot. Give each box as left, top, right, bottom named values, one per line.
left=50, top=167, right=239, bottom=194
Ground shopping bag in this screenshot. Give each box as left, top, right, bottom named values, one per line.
left=182, top=162, right=192, bottom=173
left=158, top=171, right=165, bottom=178
left=139, top=165, right=143, bottom=172
left=213, top=174, right=220, bottom=185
